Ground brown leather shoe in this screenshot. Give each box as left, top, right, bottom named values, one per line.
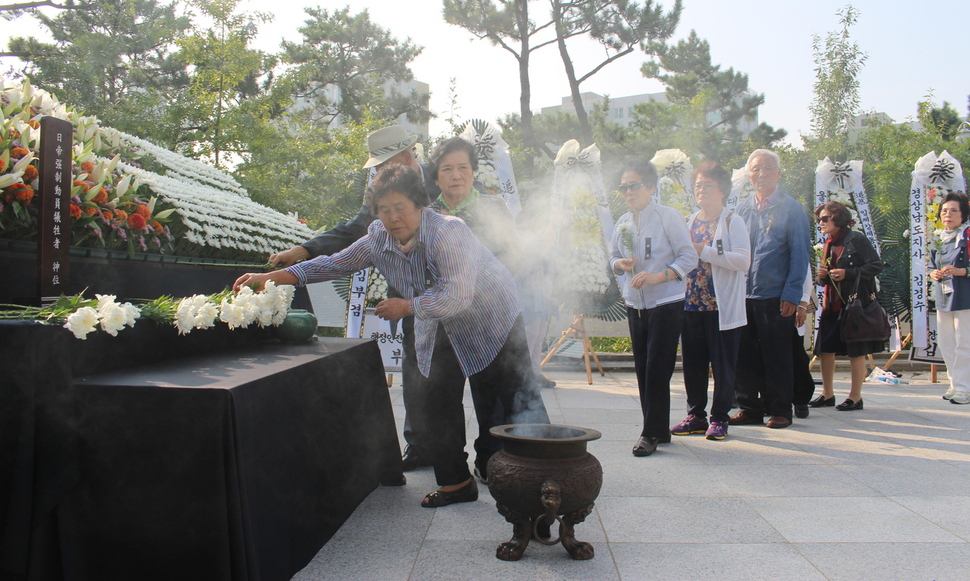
left=766, top=416, right=792, bottom=429
left=728, top=410, right=764, bottom=425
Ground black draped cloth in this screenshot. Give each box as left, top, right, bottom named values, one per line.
left=0, top=322, right=402, bottom=581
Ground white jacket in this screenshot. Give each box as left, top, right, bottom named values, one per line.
left=687, top=209, right=751, bottom=330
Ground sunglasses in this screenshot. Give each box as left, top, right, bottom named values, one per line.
left=817, top=215, right=832, bottom=223
left=617, top=182, right=644, bottom=193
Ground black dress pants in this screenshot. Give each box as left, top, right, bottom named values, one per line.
left=469, top=317, right=549, bottom=472
left=419, top=317, right=548, bottom=486
left=628, top=301, right=683, bottom=440
left=681, top=310, right=742, bottom=423
left=735, top=298, right=795, bottom=419
left=401, top=315, right=420, bottom=447
left=791, top=327, right=816, bottom=406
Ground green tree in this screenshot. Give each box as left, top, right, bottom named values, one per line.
left=551, top=0, right=681, bottom=144
left=236, top=115, right=386, bottom=229
left=177, top=0, right=275, bottom=167
left=5, top=0, right=191, bottom=142
left=808, top=5, right=867, bottom=156
left=635, top=30, right=786, bottom=162
left=281, top=7, right=427, bottom=129
left=0, top=0, right=95, bottom=19
left=443, top=0, right=557, bottom=155
left=918, top=100, right=962, bottom=142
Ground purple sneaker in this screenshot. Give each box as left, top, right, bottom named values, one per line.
left=670, top=414, right=709, bottom=436
left=705, top=420, right=728, bottom=441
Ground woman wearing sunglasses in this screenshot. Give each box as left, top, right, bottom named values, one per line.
left=610, top=161, right=697, bottom=457
left=810, top=200, right=884, bottom=411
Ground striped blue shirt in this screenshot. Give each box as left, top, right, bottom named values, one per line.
left=287, top=208, right=521, bottom=377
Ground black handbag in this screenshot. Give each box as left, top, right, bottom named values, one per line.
left=839, top=277, right=890, bottom=343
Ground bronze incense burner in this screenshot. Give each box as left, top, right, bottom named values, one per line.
left=486, top=424, right=603, bottom=561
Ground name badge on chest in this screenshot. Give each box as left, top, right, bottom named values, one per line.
left=716, top=240, right=724, bottom=255
left=644, top=237, right=652, bottom=259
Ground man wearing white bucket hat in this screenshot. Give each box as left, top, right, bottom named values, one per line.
left=268, top=124, right=438, bottom=473
left=269, top=125, right=434, bottom=266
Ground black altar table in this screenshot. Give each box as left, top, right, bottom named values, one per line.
left=0, top=321, right=402, bottom=581
left=59, top=339, right=403, bottom=581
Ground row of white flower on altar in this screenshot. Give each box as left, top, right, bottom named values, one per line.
left=0, top=78, right=312, bottom=260
left=0, top=282, right=296, bottom=340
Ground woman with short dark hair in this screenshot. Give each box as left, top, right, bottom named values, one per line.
left=233, top=165, right=541, bottom=506
left=810, top=200, right=884, bottom=411
left=670, top=162, right=750, bottom=441
left=610, top=160, right=698, bottom=456
left=929, top=192, right=970, bottom=405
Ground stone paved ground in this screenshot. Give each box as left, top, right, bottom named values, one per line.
left=295, top=370, right=970, bottom=581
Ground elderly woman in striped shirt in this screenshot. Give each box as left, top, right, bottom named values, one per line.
left=233, top=166, right=542, bottom=508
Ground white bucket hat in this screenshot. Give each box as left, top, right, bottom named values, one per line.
left=362, top=125, right=418, bottom=169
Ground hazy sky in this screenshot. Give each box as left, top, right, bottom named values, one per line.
left=3, top=0, right=967, bottom=146
left=245, top=0, right=967, bottom=145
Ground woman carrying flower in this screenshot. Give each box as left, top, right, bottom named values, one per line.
left=669, top=162, right=750, bottom=441
left=610, top=160, right=697, bottom=457
left=234, top=166, right=539, bottom=507
left=929, top=192, right=970, bottom=405
left=810, top=200, right=884, bottom=411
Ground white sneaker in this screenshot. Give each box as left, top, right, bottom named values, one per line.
left=943, top=386, right=956, bottom=400
left=950, top=392, right=970, bottom=405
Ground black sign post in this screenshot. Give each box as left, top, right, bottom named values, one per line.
left=38, top=117, right=73, bottom=305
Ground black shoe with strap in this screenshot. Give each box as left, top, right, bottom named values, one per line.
left=835, top=398, right=863, bottom=411
left=808, top=395, right=835, bottom=408
left=421, top=480, right=478, bottom=508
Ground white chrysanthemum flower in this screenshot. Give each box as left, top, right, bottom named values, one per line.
left=121, top=303, right=141, bottom=327
left=174, top=294, right=209, bottom=335
left=253, top=290, right=277, bottom=327
left=231, top=287, right=258, bottom=327
left=98, top=302, right=128, bottom=336
left=95, top=294, right=117, bottom=309
left=219, top=299, right=246, bottom=329
left=193, top=301, right=219, bottom=330
left=64, top=307, right=100, bottom=340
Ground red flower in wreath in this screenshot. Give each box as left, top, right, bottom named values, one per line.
left=127, top=213, right=147, bottom=230
left=22, top=164, right=38, bottom=182
left=80, top=161, right=95, bottom=174
left=7, top=183, right=34, bottom=205
left=10, top=146, right=29, bottom=159
left=69, top=203, right=82, bottom=220
left=92, top=187, right=108, bottom=205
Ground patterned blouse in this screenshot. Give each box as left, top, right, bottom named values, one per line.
left=685, top=217, right=718, bottom=312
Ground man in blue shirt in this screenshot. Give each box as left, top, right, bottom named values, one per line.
left=731, top=150, right=810, bottom=429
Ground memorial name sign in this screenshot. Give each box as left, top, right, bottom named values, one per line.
left=38, top=116, right=73, bottom=304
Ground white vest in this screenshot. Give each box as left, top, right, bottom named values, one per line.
left=687, top=209, right=751, bottom=330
